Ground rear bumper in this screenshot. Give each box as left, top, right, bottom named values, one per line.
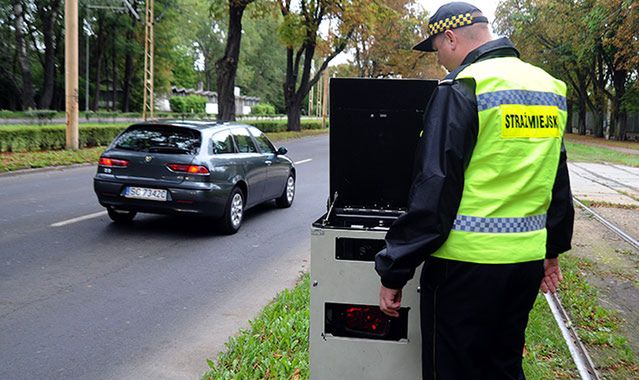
left=93, top=176, right=230, bottom=218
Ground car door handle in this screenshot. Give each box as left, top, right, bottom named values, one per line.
left=265, top=160, right=272, bottom=165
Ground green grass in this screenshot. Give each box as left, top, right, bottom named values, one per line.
left=557, top=255, right=639, bottom=378
left=565, top=140, right=639, bottom=167
left=0, top=129, right=327, bottom=173
left=201, top=253, right=639, bottom=379
left=203, top=273, right=310, bottom=380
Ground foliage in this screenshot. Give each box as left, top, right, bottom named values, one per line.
left=203, top=273, right=310, bottom=379
left=250, top=103, right=277, bottom=116
left=0, top=128, right=328, bottom=172
left=346, top=0, right=445, bottom=79
left=169, top=95, right=208, bottom=114
left=23, top=109, right=57, bottom=124
left=0, top=124, right=128, bottom=152
left=276, top=0, right=377, bottom=131
left=494, top=0, right=638, bottom=139
left=0, top=119, right=324, bottom=152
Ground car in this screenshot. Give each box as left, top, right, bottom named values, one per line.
left=93, top=120, right=295, bottom=234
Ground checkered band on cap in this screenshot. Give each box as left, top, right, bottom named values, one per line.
left=428, top=13, right=474, bottom=35
left=477, top=90, right=567, bottom=112
left=452, top=214, right=547, bottom=233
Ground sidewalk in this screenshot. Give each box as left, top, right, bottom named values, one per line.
left=569, top=162, right=639, bottom=206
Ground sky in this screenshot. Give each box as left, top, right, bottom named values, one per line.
left=419, top=0, right=498, bottom=26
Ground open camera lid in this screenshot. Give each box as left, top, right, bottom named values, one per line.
left=329, top=78, right=438, bottom=212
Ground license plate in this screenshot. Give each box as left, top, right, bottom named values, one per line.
left=124, top=186, right=167, bottom=201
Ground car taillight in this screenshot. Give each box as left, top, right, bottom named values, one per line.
left=99, top=157, right=129, bottom=167
left=167, top=163, right=210, bottom=175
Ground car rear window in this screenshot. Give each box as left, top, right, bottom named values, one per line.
left=114, top=125, right=201, bottom=154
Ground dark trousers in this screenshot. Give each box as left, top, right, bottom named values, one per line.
left=420, top=257, right=544, bottom=380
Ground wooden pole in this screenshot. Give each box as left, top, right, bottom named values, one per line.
left=65, top=0, right=79, bottom=149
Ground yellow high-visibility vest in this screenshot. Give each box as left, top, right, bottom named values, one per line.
left=432, top=57, right=567, bottom=264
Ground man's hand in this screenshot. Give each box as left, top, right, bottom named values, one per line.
left=379, top=285, right=402, bottom=317
left=540, top=258, right=562, bottom=294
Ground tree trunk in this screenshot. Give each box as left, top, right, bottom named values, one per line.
left=37, top=0, right=62, bottom=109
left=111, top=33, right=117, bottom=111
left=611, top=69, right=628, bottom=140
left=121, top=18, right=136, bottom=112
left=286, top=97, right=302, bottom=131
left=215, top=3, right=248, bottom=122
left=577, top=97, right=587, bottom=135
left=13, top=2, right=35, bottom=110
left=92, top=14, right=106, bottom=111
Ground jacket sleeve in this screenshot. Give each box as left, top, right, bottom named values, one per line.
left=375, top=80, right=478, bottom=289
left=545, top=141, right=574, bottom=258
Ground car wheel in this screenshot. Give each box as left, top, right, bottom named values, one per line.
left=220, top=187, right=244, bottom=234
left=275, top=174, right=295, bottom=208
left=107, top=207, right=136, bottom=223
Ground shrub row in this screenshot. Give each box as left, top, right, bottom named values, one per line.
left=0, top=125, right=127, bottom=152
left=0, top=120, right=327, bottom=152
left=169, top=95, right=207, bottom=114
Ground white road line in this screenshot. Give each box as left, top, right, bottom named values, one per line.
left=51, top=211, right=107, bottom=227
left=294, top=159, right=313, bottom=165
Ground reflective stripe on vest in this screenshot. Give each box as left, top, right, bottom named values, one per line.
left=431, top=56, right=567, bottom=264
left=477, top=90, right=567, bottom=112
left=453, top=214, right=547, bottom=233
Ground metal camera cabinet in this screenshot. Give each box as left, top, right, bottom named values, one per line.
left=310, top=78, right=438, bottom=379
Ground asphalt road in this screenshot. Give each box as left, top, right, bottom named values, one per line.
left=0, top=135, right=328, bottom=380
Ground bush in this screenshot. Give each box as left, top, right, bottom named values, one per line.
left=0, top=124, right=127, bottom=152
left=251, top=102, right=276, bottom=116
left=24, top=109, right=57, bottom=125
left=169, top=95, right=207, bottom=114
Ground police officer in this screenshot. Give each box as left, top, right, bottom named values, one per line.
left=375, top=2, right=574, bottom=379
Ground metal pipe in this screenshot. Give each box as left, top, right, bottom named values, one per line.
left=573, top=197, right=639, bottom=250
left=544, top=292, right=599, bottom=379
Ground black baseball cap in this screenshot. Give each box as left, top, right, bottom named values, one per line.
left=413, top=2, right=489, bottom=52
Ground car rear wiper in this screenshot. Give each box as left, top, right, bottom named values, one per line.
left=147, top=146, right=194, bottom=154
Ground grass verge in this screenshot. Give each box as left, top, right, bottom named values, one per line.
left=0, top=129, right=328, bottom=173
left=203, top=273, right=310, bottom=380
left=565, top=139, right=639, bottom=167
left=202, top=253, right=639, bottom=379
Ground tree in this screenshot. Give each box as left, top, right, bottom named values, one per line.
left=12, top=1, right=35, bottom=109
left=277, top=0, right=373, bottom=131
left=347, top=0, right=443, bottom=79
left=215, top=0, right=256, bottom=121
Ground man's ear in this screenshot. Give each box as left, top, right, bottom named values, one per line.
left=443, top=30, right=457, bottom=50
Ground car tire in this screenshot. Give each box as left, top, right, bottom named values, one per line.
left=107, top=207, right=136, bottom=223
left=275, top=174, right=295, bottom=208
left=220, top=187, right=244, bottom=234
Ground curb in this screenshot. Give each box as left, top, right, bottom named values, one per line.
left=0, top=163, right=95, bottom=178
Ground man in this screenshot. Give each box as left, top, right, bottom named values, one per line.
left=375, top=2, right=574, bottom=379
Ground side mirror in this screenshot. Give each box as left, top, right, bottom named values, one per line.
left=277, top=146, right=288, bottom=155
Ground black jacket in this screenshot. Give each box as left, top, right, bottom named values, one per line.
left=375, top=38, right=575, bottom=289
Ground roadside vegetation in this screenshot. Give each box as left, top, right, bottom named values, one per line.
left=566, top=135, right=639, bottom=167
left=200, top=252, right=639, bottom=379
left=0, top=129, right=328, bottom=173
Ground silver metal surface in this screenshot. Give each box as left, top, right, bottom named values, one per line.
left=545, top=292, right=600, bottom=379
left=310, top=226, right=422, bottom=380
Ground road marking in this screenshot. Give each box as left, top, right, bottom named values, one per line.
left=294, top=159, right=312, bottom=165
left=51, top=211, right=107, bottom=227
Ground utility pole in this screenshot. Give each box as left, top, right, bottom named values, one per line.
left=142, top=0, right=154, bottom=120
left=66, top=0, right=79, bottom=149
